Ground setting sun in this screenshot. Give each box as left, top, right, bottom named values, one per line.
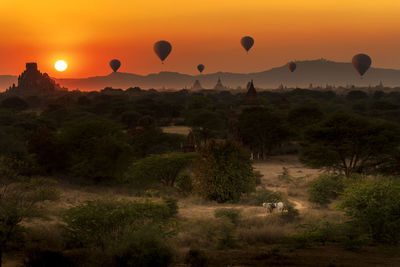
left=55, top=60, right=67, bottom=72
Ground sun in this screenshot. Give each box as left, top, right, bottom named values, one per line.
left=55, top=60, right=68, bottom=72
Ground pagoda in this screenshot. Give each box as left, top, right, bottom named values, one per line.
left=7, top=63, right=66, bottom=95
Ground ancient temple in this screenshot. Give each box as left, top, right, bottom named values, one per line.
left=7, top=63, right=66, bottom=95
left=245, top=80, right=259, bottom=106
left=182, top=130, right=197, bottom=153
left=213, top=77, right=227, bottom=90
left=191, top=80, right=203, bottom=90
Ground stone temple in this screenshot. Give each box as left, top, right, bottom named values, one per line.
left=7, top=63, right=66, bottom=95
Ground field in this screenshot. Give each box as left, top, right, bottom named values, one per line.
left=5, top=156, right=400, bottom=267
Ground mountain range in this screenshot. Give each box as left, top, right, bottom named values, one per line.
left=1, top=59, right=400, bottom=91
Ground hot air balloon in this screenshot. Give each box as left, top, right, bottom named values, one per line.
left=241, top=36, right=254, bottom=53
left=288, top=62, right=297, bottom=72
left=352, top=54, right=372, bottom=77
left=197, top=64, right=205, bottom=73
left=109, top=59, right=121, bottom=72
left=154, top=41, right=172, bottom=63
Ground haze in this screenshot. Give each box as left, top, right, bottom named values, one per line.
left=1, top=0, right=400, bottom=78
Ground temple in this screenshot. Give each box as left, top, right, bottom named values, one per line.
left=213, top=77, right=227, bottom=90
left=7, top=63, right=66, bottom=95
left=191, top=80, right=203, bottom=90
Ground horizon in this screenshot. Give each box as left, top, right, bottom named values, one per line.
left=2, top=0, right=400, bottom=78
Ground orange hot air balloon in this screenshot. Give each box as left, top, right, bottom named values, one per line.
left=154, top=41, right=172, bottom=63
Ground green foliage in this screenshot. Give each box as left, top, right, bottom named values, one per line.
left=0, top=178, right=59, bottom=263
left=112, top=229, right=173, bottom=267
left=287, top=221, right=338, bottom=248
left=1, top=96, right=29, bottom=111
left=58, top=119, right=133, bottom=182
left=287, top=105, right=324, bottom=139
left=176, top=173, right=194, bottom=195
left=238, top=108, right=290, bottom=158
left=62, top=199, right=177, bottom=250
left=307, top=174, right=344, bottom=206
left=300, top=113, right=400, bottom=177
left=339, top=179, right=400, bottom=244
left=193, top=140, right=256, bottom=203
left=241, top=188, right=283, bottom=206
left=124, top=152, right=198, bottom=188
left=130, top=128, right=185, bottom=158
left=214, top=208, right=241, bottom=226
left=185, top=109, right=227, bottom=143
left=279, top=202, right=300, bottom=223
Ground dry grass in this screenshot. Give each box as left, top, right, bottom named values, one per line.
left=161, top=125, right=191, bottom=135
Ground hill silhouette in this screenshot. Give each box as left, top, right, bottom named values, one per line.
left=1, top=59, right=400, bottom=91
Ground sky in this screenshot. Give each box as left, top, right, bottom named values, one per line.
left=1, top=0, right=400, bottom=78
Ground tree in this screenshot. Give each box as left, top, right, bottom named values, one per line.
left=1, top=97, right=29, bottom=111
left=287, top=105, right=324, bottom=139
left=300, top=113, right=400, bottom=177
left=130, top=128, right=185, bottom=158
left=185, top=109, right=227, bottom=144
left=193, top=140, right=256, bottom=203
left=346, top=90, right=368, bottom=101
left=124, top=152, right=198, bottom=187
left=340, top=179, right=400, bottom=244
left=58, top=119, right=133, bottom=182
left=0, top=178, right=59, bottom=267
left=238, top=108, right=290, bottom=159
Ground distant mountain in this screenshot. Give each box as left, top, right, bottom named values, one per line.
left=2, top=59, right=400, bottom=91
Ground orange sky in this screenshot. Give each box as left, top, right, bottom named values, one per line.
left=1, top=0, right=400, bottom=78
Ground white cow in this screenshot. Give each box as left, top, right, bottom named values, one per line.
left=262, top=202, right=284, bottom=213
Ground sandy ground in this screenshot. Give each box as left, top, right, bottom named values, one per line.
left=161, top=126, right=191, bottom=135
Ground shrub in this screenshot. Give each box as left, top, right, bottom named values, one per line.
left=176, top=173, right=193, bottom=195
left=307, top=174, right=344, bottom=206
left=214, top=208, right=241, bottom=226
left=184, top=248, right=209, bottom=267
left=113, top=229, right=173, bottom=267
left=279, top=202, right=299, bottom=223
left=58, top=119, right=133, bottom=182
left=62, top=199, right=177, bottom=250
left=193, top=140, right=256, bottom=203
left=241, top=188, right=283, bottom=206
left=123, top=152, right=198, bottom=188
left=339, top=179, right=400, bottom=244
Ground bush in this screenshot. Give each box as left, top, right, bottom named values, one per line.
left=113, top=229, right=173, bottom=267
left=58, top=119, right=133, bottom=182
left=307, top=174, right=344, bottom=206
left=214, top=208, right=241, bottom=226
left=193, top=140, right=256, bottom=203
left=130, top=128, right=185, bottom=158
left=184, top=248, right=209, bottom=267
left=176, top=173, right=193, bottom=195
left=279, top=202, right=299, bottom=223
left=62, top=199, right=177, bottom=250
left=123, top=152, right=198, bottom=188
left=241, top=188, right=283, bottom=206
left=339, top=179, right=400, bottom=244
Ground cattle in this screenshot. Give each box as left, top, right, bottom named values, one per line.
left=262, top=202, right=284, bottom=213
